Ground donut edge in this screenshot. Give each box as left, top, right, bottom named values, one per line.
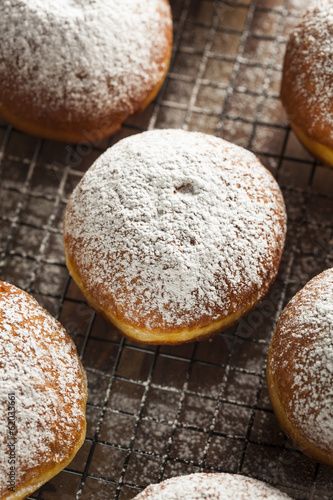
left=64, top=244, right=283, bottom=345
left=288, top=120, right=333, bottom=168
left=131, top=472, right=292, bottom=499
left=2, top=422, right=86, bottom=500
left=266, top=322, right=333, bottom=467
left=0, top=46, right=172, bottom=144
left=279, top=9, right=333, bottom=167
left=0, top=281, right=88, bottom=500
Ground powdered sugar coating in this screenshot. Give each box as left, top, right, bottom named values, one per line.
left=0, top=0, right=171, bottom=122
left=269, top=268, right=333, bottom=455
left=64, top=129, right=286, bottom=333
left=0, top=281, right=87, bottom=496
left=281, top=0, right=333, bottom=143
left=132, top=473, right=291, bottom=499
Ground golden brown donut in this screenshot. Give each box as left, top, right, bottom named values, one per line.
left=131, top=473, right=292, bottom=499
left=63, top=129, right=287, bottom=345
left=267, top=268, right=333, bottom=466
left=0, top=281, right=87, bottom=500
left=280, top=2, right=333, bottom=167
left=0, top=0, right=172, bottom=143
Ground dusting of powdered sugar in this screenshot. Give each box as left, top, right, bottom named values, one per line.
left=0, top=0, right=171, bottom=120
left=282, top=0, right=333, bottom=139
left=0, top=281, right=87, bottom=496
left=270, top=268, right=333, bottom=453
left=64, top=129, right=286, bottom=332
left=132, top=473, right=292, bottom=499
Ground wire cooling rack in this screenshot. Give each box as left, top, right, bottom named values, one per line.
left=1, top=0, right=333, bottom=499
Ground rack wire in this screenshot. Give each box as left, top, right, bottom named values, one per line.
left=1, top=0, right=333, bottom=499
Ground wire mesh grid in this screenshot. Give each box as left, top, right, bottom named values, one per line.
left=0, top=0, right=333, bottom=498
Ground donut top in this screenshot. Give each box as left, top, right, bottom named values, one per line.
left=64, top=129, right=286, bottom=332
left=281, top=1, right=333, bottom=142
left=0, top=0, right=171, bottom=119
left=132, top=473, right=291, bottom=499
left=0, top=281, right=87, bottom=495
left=269, top=269, right=333, bottom=454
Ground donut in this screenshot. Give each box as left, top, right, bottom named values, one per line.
left=280, top=2, right=333, bottom=167
left=63, top=129, right=287, bottom=345
left=0, top=281, right=87, bottom=500
left=267, top=268, right=333, bottom=466
left=131, top=473, right=292, bottom=499
left=0, top=0, right=172, bottom=143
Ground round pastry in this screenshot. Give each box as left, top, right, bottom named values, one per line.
left=0, top=0, right=172, bottom=143
left=63, top=129, right=286, bottom=345
left=0, top=281, right=87, bottom=500
left=267, top=268, right=333, bottom=466
left=132, top=473, right=291, bottom=499
left=280, top=2, right=333, bottom=167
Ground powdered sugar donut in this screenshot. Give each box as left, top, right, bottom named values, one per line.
left=0, top=0, right=172, bottom=143
left=63, top=129, right=287, bottom=345
left=132, top=473, right=291, bottom=499
left=0, top=281, right=87, bottom=500
left=280, top=1, right=333, bottom=167
left=267, top=268, right=333, bottom=466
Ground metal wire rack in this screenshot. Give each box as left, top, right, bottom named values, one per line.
left=1, top=0, right=333, bottom=499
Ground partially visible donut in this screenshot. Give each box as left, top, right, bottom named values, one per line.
left=132, top=473, right=292, bottom=499
left=0, top=0, right=172, bottom=143
left=63, top=129, right=287, bottom=345
left=0, top=281, right=87, bottom=500
left=267, top=268, right=333, bottom=466
left=280, top=2, right=333, bottom=167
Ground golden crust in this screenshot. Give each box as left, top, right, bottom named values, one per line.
left=280, top=4, right=333, bottom=166
left=0, top=281, right=88, bottom=500
left=0, top=58, right=171, bottom=144
left=287, top=121, right=333, bottom=168
left=65, top=247, right=277, bottom=345
left=1, top=431, right=86, bottom=500
left=267, top=361, right=333, bottom=466
left=0, top=0, right=172, bottom=143
left=266, top=269, right=333, bottom=466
